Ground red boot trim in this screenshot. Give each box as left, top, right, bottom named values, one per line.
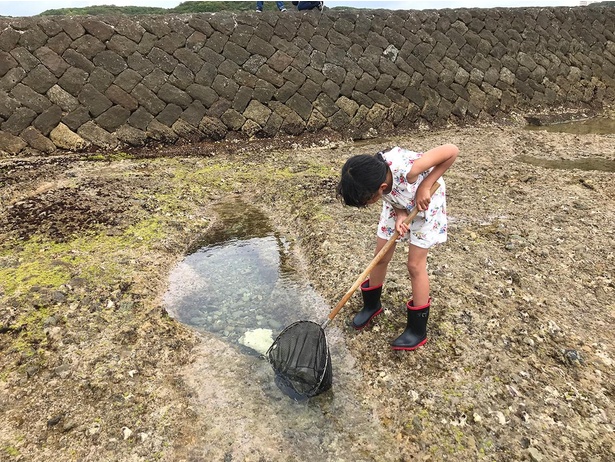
left=406, top=298, right=431, bottom=311
left=361, top=279, right=383, bottom=291
left=391, top=337, right=428, bottom=351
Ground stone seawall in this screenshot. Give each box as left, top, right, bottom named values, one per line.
left=0, top=7, right=614, bottom=156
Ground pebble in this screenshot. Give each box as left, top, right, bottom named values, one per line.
left=528, top=447, right=544, bottom=461
left=122, top=427, right=133, bottom=440
left=563, top=349, right=584, bottom=366
left=54, top=364, right=71, bottom=379
left=62, top=420, right=76, bottom=432
left=87, top=423, right=101, bottom=436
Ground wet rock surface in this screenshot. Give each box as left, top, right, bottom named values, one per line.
left=0, top=121, right=614, bottom=461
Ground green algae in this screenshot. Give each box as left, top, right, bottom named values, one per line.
left=0, top=218, right=165, bottom=297
left=13, top=307, right=51, bottom=355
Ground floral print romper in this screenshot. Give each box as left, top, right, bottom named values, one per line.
left=378, top=147, right=447, bottom=249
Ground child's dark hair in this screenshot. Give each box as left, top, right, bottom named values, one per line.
left=336, top=153, right=388, bottom=207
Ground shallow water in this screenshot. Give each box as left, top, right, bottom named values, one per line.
left=515, top=155, right=615, bottom=172
left=525, top=115, right=615, bottom=135
left=164, top=234, right=307, bottom=348
left=164, top=200, right=400, bottom=460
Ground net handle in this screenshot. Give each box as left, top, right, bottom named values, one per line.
left=324, top=182, right=441, bottom=327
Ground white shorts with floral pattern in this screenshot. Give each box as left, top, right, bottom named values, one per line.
left=376, top=184, right=448, bottom=249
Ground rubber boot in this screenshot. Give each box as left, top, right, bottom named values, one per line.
left=351, top=280, right=383, bottom=330
left=391, top=299, right=430, bottom=350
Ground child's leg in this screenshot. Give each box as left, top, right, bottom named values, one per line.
left=368, top=237, right=396, bottom=286
left=407, top=244, right=429, bottom=305
left=390, top=245, right=430, bottom=350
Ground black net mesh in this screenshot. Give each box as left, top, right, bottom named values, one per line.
left=266, top=320, right=333, bottom=399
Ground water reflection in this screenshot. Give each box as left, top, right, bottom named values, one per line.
left=515, top=155, right=615, bottom=172
left=525, top=115, right=615, bottom=135
left=164, top=200, right=318, bottom=355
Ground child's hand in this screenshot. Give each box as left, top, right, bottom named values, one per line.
left=394, top=208, right=410, bottom=236
left=415, top=183, right=433, bottom=211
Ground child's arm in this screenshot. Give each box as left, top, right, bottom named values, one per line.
left=407, top=144, right=458, bottom=211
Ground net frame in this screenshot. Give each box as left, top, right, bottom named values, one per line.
left=266, top=320, right=332, bottom=399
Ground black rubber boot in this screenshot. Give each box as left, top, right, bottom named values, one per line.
left=351, top=280, right=383, bottom=330
left=391, top=299, right=430, bottom=350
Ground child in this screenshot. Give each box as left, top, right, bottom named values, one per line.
left=336, top=144, right=458, bottom=350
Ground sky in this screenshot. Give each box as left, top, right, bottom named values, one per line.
left=0, top=0, right=585, bottom=18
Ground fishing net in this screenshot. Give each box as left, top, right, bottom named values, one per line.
left=266, top=320, right=332, bottom=399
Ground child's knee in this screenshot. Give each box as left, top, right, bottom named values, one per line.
left=406, top=262, right=419, bottom=277
left=406, top=258, right=426, bottom=277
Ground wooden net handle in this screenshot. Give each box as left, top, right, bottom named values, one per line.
left=323, top=182, right=441, bottom=327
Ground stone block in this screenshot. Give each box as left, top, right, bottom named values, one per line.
left=21, top=126, right=56, bottom=153
left=148, top=47, right=178, bottom=74
left=78, top=84, right=112, bottom=117
left=57, top=67, right=88, bottom=97
left=207, top=99, right=231, bottom=118
left=77, top=121, right=118, bottom=149
left=45, top=31, right=72, bottom=56
left=314, top=93, right=338, bottom=118
left=22, top=64, right=57, bottom=94
left=219, top=59, right=240, bottom=79
left=351, top=90, right=374, bottom=109
left=286, top=93, right=312, bottom=121
left=62, top=49, right=95, bottom=73
left=247, top=36, right=276, bottom=58
left=229, top=24, right=255, bottom=49
left=0, top=27, right=20, bottom=53
left=322, top=80, right=340, bottom=100
left=223, top=41, right=251, bottom=66
left=93, top=50, right=128, bottom=76
left=12, top=83, right=52, bottom=113
left=181, top=100, right=207, bottom=127
left=198, top=116, right=227, bottom=141
left=157, top=33, right=187, bottom=55
left=132, top=83, right=165, bottom=115
left=82, top=19, right=114, bottom=42
left=19, top=27, right=48, bottom=52
left=174, top=48, right=205, bottom=74
left=35, top=46, right=69, bottom=77
left=220, top=107, right=245, bottom=131
left=89, top=67, right=115, bottom=93
left=96, top=105, right=131, bottom=131
left=232, top=86, right=253, bottom=112
left=298, top=78, right=321, bottom=101
left=72, top=35, right=105, bottom=60
left=0, top=130, right=27, bottom=154
left=158, top=83, right=192, bottom=109
left=0, top=51, right=18, bottom=78
left=156, top=104, right=183, bottom=127
left=128, top=107, right=154, bottom=131
left=0, top=92, right=21, bottom=119
left=204, top=32, right=228, bottom=54
left=62, top=106, right=90, bottom=131
left=256, top=64, right=284, bottom=88
left=11, top=47, right=39, bottom=72
left=280, top=111, right=305, bottom=135
left=50, top=122, right=90, bottom=150
left=33, top=105, right=63, bottom=135
left=115, top=18, right=145, bottom=43
left=0, top=68, right=26, bottom=92
left=115, top=124, right=147, bottom=147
